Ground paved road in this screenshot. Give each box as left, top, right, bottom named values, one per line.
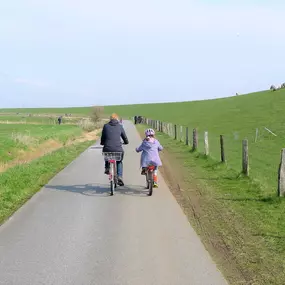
left=0, top=121, right=228, bottom=285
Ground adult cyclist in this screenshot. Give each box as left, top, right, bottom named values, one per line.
left=100, top=113, right=129, bottom=186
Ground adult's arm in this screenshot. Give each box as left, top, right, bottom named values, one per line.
left=121, top=126, right=129, bottom=145
left=100, top=125, right=106, bottom=145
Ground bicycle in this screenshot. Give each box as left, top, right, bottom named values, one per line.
left=102, top=152, right=123, bottom=195
left=145, top=164, right=156, bottom=196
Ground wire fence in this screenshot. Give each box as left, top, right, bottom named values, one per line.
left=138, top=117, right=285, bottom=197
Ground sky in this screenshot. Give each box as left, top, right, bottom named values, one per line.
left=0, top=0, right=284, bottom=108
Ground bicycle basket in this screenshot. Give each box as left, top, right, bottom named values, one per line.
left=102, top=152, right=122, bottom=161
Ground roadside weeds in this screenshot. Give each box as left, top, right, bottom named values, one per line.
left=0, top=130, right=99, bottom=173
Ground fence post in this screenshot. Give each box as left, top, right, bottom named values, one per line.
left=174, top=125, right=177, bottom=140
left=180, top=126, right=183, bottom=142
left=278, top=148, right=285, bottom=197
left=220, top=135, right=226, bottom=163
left=242, top=139, right=249, bottom=176
left=255, top=128, right=258, bottom=143
left=192, top=128, right=198, bottom=150
left=204, top=131, right=209, bottom=155
left=186, top=127, right=189, bottom=145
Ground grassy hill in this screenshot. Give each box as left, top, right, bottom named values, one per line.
left=106, top=89, right=285, bottom=195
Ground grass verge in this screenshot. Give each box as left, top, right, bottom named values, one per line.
left=0, top=140, right=95, bottom=225
left=136, top=124, right=285, bottom=285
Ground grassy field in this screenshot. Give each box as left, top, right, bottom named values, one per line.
left=0, top=114, right=80, bottom=124
left=0, top=124, right=83, bottom=164
left=0, top=107, right=91, bottom=116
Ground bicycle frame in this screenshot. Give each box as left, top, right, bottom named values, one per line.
left=102, top=152, right=122, bottom=195
left=109, top=159, right=117, bottom=182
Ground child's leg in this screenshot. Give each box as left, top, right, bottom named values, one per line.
left=141, top=167, right=146, bottom=175
left=153, top=167, right=158, bottom=186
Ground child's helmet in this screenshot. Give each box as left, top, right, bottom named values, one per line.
left=145, top=128, right=155, bottom=136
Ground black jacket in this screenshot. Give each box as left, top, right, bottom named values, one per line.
left=100, top=119, right=129, bottom=152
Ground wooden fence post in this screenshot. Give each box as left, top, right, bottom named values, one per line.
left=220, top=135, right=226, bottom=163
left=242, top=139, right=249, bottom=176
left=204, top=131, right=209, bottom=155
left=186, top=127, right=189, bottom=145
left=192, top=128, right=198, bottom=150
left=255, top=128, right=258, bottom=143
left=174, top=125, right=177, bottom=140
left=180, top=126, right=183, bottom=142
left=278, top=149, right=285, bottom=197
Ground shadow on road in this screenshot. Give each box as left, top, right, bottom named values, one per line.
left=89, top=146, right=103, bottom=150
left=45, top=183, right=149, bottom=197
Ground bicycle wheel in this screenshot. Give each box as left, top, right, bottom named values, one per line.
left=114, top=163, right=117, bottom=189
left=148, top=171, right=153, bottom=196
left=145, top=172, right=149, bottom=189
left=110, top=163, right=115, bottom=196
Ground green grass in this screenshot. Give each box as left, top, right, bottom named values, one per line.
left=0, top=114, right=80, bottom=124
left=0, top=124, right=83, bottom=163
left=0, top=107, right=92, bottom=115
left=106, top=89, right=285, bottom=196
left=142, top=126, right=285, bottom=285
left=0, top=140, right=94, bottom=225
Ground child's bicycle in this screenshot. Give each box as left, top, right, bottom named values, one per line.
left=102, top=152, right=122, bottom=196
left=144, top=164, right=156, bottom=196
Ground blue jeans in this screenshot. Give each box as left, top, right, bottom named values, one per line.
left=105, top=152, right=124, bottom=177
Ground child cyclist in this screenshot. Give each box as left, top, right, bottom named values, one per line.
left=135, top=128, right=163, bottom=188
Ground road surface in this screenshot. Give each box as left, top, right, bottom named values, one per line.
left=0, top=121, right=228, bottom=285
